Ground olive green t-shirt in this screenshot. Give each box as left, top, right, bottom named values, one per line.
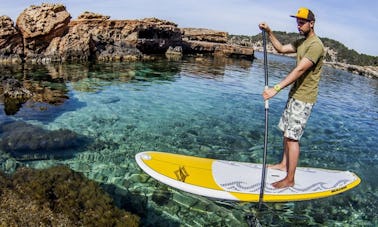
left=289, top=35, right=324, bottom=103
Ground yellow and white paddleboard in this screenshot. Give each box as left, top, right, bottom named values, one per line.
left=135, top=151, right=361, bottom=202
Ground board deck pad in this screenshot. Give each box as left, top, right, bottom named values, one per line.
left=135, top=151, right=361, bottom=202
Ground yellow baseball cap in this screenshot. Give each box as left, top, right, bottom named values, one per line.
left=290, top=7, right=315, bottom=21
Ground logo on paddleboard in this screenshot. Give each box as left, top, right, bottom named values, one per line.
left=175, top=166, right=189, bottom=182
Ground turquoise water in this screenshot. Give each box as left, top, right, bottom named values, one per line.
left=0, top=54, right=377, bottom=226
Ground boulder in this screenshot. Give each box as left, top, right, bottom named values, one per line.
left=0, top=16, right=23, bottom=63
left=16, top=3, right=71, bottom=61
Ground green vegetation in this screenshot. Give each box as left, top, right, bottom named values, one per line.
left=229, top=32, right=378, bottom=66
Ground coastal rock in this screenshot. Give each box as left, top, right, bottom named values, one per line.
left=166, top=46, right=183, bottom=56
left=181, top=28, right=253, bottom=59
left=214, top=43, right=254, bottom=58
left=0, top=16, right=23, bottom=63
left=135, top=17, right=182, bottom=55
left=43, top=16, right=182, bottom=62
left=165, top=46, right=183, bottom=60
left=183, top=40, right=254, bottom=59
left=77, top=11, right=110, bottom=20
left=0, top=3, right=253, bottom=63
left=181, top=28, right=228, bottom=43
left=327, top=62, right=378, bottom=78
left=16, top=3, right=71, bottom=61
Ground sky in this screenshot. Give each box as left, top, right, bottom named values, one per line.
left=1, top=0, right=377, bottom=56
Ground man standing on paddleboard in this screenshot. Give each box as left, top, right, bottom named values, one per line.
left=258, top=8, right=325, bottom=188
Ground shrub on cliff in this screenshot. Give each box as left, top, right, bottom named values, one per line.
left=0, top=165, right=140, bottom=226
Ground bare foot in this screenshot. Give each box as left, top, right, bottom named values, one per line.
left=267, top=163, right=287, bottom=172
left=272, top=177, right=294, bottom=189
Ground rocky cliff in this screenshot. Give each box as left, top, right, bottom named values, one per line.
left=0, top=3, right=253, bottom=64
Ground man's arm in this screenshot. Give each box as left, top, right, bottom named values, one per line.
left=263, top=57, right=314, bottom=100
left=267, top=31, right=296, bottom=54
left=258, top=22, right=296, bottom=54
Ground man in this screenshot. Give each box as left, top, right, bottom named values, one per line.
left=258, top=7, right=325, bottom=188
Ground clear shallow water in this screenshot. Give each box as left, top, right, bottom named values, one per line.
left=0, top=55, right=377, bottom=226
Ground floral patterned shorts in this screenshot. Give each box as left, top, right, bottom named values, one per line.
left=278, top=98, right=314, bottom=141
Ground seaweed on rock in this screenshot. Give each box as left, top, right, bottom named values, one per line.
left=0, top=165, right=140, bottom=226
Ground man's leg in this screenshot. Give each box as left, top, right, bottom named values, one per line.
left=272, top=138, right=299, bottom=188
left=270, top=98, right=313, bottom=188
left=269, top=137, right=289, bottom=171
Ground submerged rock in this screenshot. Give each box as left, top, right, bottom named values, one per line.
left=0, top=121, right=89, bottom=160
left=0, top=165, right=140, bottom=226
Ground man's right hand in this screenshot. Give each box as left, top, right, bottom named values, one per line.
left=258, top=22, right=271, bottom=33
left=262, top=87, right=278, bottom=100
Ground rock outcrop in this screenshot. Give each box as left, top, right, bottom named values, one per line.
left=16, top=3, right=71, bottom=62
left=0, top=16, right=23, bottom=63
left=325, top=62, right=378, bottom=78
left=181, top=28, right=254, bottom=59
left=0, top=3, right=253, bottom=63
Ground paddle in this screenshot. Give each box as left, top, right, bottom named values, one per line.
left=258, top=29, right=269, bottom=209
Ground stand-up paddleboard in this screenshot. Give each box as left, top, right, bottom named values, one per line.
left=135, top=151, right=361, bottom=202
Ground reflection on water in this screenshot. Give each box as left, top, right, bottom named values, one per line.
left=0, top=55, right=377, bottom=226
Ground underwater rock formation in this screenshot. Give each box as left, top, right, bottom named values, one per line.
left=0, top=165, right=140, bottom=226
left=0, top=121, right=89, bottom=160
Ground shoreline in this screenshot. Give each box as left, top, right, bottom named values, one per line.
left=324, top=62, right=378, bottom=79
left=254, top=51, right=377, bottom=79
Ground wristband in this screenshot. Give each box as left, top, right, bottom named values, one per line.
left=274, top=84, right=281, bottom=92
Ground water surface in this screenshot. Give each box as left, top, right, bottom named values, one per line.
left=0, top=55, right=377, bottom=226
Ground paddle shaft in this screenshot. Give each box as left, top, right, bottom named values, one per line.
left=258, top=30, right=269, bottom=209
